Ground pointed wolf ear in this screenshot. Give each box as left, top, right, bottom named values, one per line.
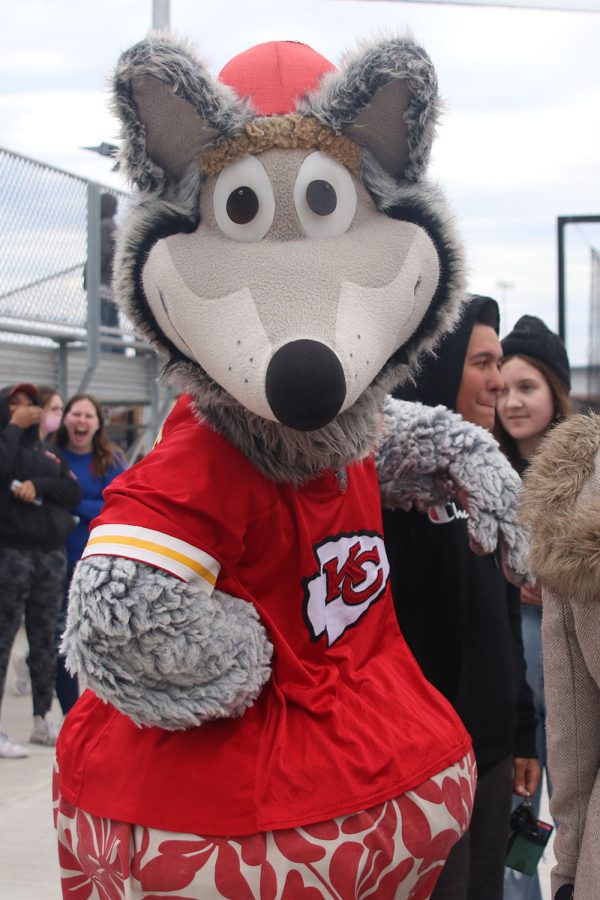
left=112, top=35, right=251, bottom=192
left=301, top=37, right=441, bottom=181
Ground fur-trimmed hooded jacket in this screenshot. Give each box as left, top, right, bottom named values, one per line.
left=521, top=413, right=600, bottom=900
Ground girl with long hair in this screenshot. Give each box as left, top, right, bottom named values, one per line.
left=496, top=316, right=572, bottom=900
left=37, top=386, right=64, bottom=444
left=53, top=394, right=126, bottom=713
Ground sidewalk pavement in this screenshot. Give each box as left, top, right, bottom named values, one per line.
left=1, top=631, right=62, bottom=899
left=0, top=628, right=557, bottom=900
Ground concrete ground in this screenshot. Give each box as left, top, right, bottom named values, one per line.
left=0, top=629, right=556, bottom=900
left=1, top=630, right=62, bottom=900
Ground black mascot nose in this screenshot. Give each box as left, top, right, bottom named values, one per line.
left=265, top=340, right=346, bottom=431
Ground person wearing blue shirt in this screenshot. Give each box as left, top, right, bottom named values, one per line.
left=54, top=393, right=126, bottom=713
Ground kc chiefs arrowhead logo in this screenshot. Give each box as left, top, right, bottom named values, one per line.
left=303, top=532, right=390, bottom=646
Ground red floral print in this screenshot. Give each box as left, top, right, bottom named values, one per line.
left=55, top=751, right=476, bottom=899
left=138, top=837, right=217, bottom=890
left=273, top=828, right=327, bottom=864
left=57, top=808, right=130, bottom=900
left=329, top=841, right=363, bottom=897
left=281, top=870, right=325, bottom=898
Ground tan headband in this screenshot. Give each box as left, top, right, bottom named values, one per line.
left=198, top=114, right=363, bottom=177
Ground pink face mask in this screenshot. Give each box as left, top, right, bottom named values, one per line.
left=43, top=413, right=62, bottom=434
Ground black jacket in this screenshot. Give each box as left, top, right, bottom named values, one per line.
left=382, top=298, right=537, bottom=775
left=0, top=387, right=82, bottom=551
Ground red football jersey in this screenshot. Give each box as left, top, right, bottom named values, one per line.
left=57, top=395, right=471, bottom=835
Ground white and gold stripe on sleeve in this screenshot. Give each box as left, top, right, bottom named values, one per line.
left=82, top=524, right=220, bottom=590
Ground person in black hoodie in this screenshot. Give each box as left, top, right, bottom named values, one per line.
left=382, top=296, right=540, bottom=900
left=0, top=383, right=81, bottom=758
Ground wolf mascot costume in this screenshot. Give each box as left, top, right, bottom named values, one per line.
left=55, top=35, right=525, bottom=899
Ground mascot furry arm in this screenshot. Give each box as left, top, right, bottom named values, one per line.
left=63, top=34, right=526, bottom=730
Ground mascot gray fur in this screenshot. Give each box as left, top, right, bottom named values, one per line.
left=55, top=33, right=526, bottom=899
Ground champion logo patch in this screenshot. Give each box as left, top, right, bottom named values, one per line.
left=428, top=502, right=469, bottom=525
left=303, top=532, right=390, bottom=646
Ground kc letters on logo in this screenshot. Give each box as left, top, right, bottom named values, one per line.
left=303, top=533, right=390, bottom=645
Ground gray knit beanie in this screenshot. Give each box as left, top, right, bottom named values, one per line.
left=501, top=315, right=571, bottom=391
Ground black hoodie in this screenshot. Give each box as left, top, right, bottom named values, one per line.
left=0, top=387, right=81, bottom=550
left=382, top=297, right=536, bottom=775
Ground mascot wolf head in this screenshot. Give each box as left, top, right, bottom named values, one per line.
left=112, top=35, right=465, bottom=481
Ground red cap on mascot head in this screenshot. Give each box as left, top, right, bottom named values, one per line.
left=219, top=41, right=336, bottom=116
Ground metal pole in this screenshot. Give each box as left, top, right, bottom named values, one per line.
left=79, top=183, right=101, bottom=393
left=557, top=215, right=600, bottom=345
left=557, top=217, right=566, bottom=343
left=57, top=341, right=68, bottom=401
left=126, top=360, right=175, bottom=464
left=152, top=0, right=170, bottom=29
left=496, top=280, right=514, bottom=334
left=149, top=355, right=160, bottom=441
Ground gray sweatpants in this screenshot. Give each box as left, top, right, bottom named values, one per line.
left=0, top=546, right=66, bottom=719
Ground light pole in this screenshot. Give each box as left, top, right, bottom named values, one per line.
left=153, top=0, right=170, bottom=29
left=82, top=2, right=171, bottom=165
left=496, top=280, right=514, bottom=334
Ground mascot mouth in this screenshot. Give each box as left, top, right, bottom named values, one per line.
left=265, top=339, right=346, bottom=431
left=158, top=289, right=196, bottom=358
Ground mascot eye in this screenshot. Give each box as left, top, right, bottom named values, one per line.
left=226, top=187, right=259, bottom=224
left=213, top=156, right=275, bottom=241
left=306, top=180, right=337, bottom=216
left=294, top=151, right=357, bottom=238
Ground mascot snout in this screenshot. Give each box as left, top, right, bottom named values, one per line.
left=265, top=339, right=346, bottom=431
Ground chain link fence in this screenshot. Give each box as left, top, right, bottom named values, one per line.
left=0, top=149, right=87, bottom=329
left=0, top=146, right=131, bottom=339
left=0, top=147, right=173, bottom=456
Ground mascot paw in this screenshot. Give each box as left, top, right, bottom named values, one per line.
left=62, top=556, right=273, bottom=729
left=378, top=397, right=529, bottom=583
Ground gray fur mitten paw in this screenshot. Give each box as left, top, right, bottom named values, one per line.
left=377, top=397, right=529, bottom=583
left=62, top=556, right=273, bottom=729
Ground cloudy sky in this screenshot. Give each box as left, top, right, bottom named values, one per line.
left=1, top=0, right=599, bottom=363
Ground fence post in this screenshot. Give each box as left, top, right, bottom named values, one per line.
left=79, top=183, right=101, bottom=392
left=557, top=216, right=566, bottom=343
left=57, top=340, right=68, bottom=401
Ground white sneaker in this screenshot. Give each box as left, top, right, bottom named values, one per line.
left=13, top=653, right=31, bottom=696
left=0, top=730, right=29, bottom=758
left=30, top=714, right=60, bottom=747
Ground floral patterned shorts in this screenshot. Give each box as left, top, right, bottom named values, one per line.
left=54, top=750, right=476, bottom=900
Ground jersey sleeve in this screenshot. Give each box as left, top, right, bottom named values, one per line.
left=81, top=398, right=263, bottom=594
left=82, top=522, right=221, bottom=589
